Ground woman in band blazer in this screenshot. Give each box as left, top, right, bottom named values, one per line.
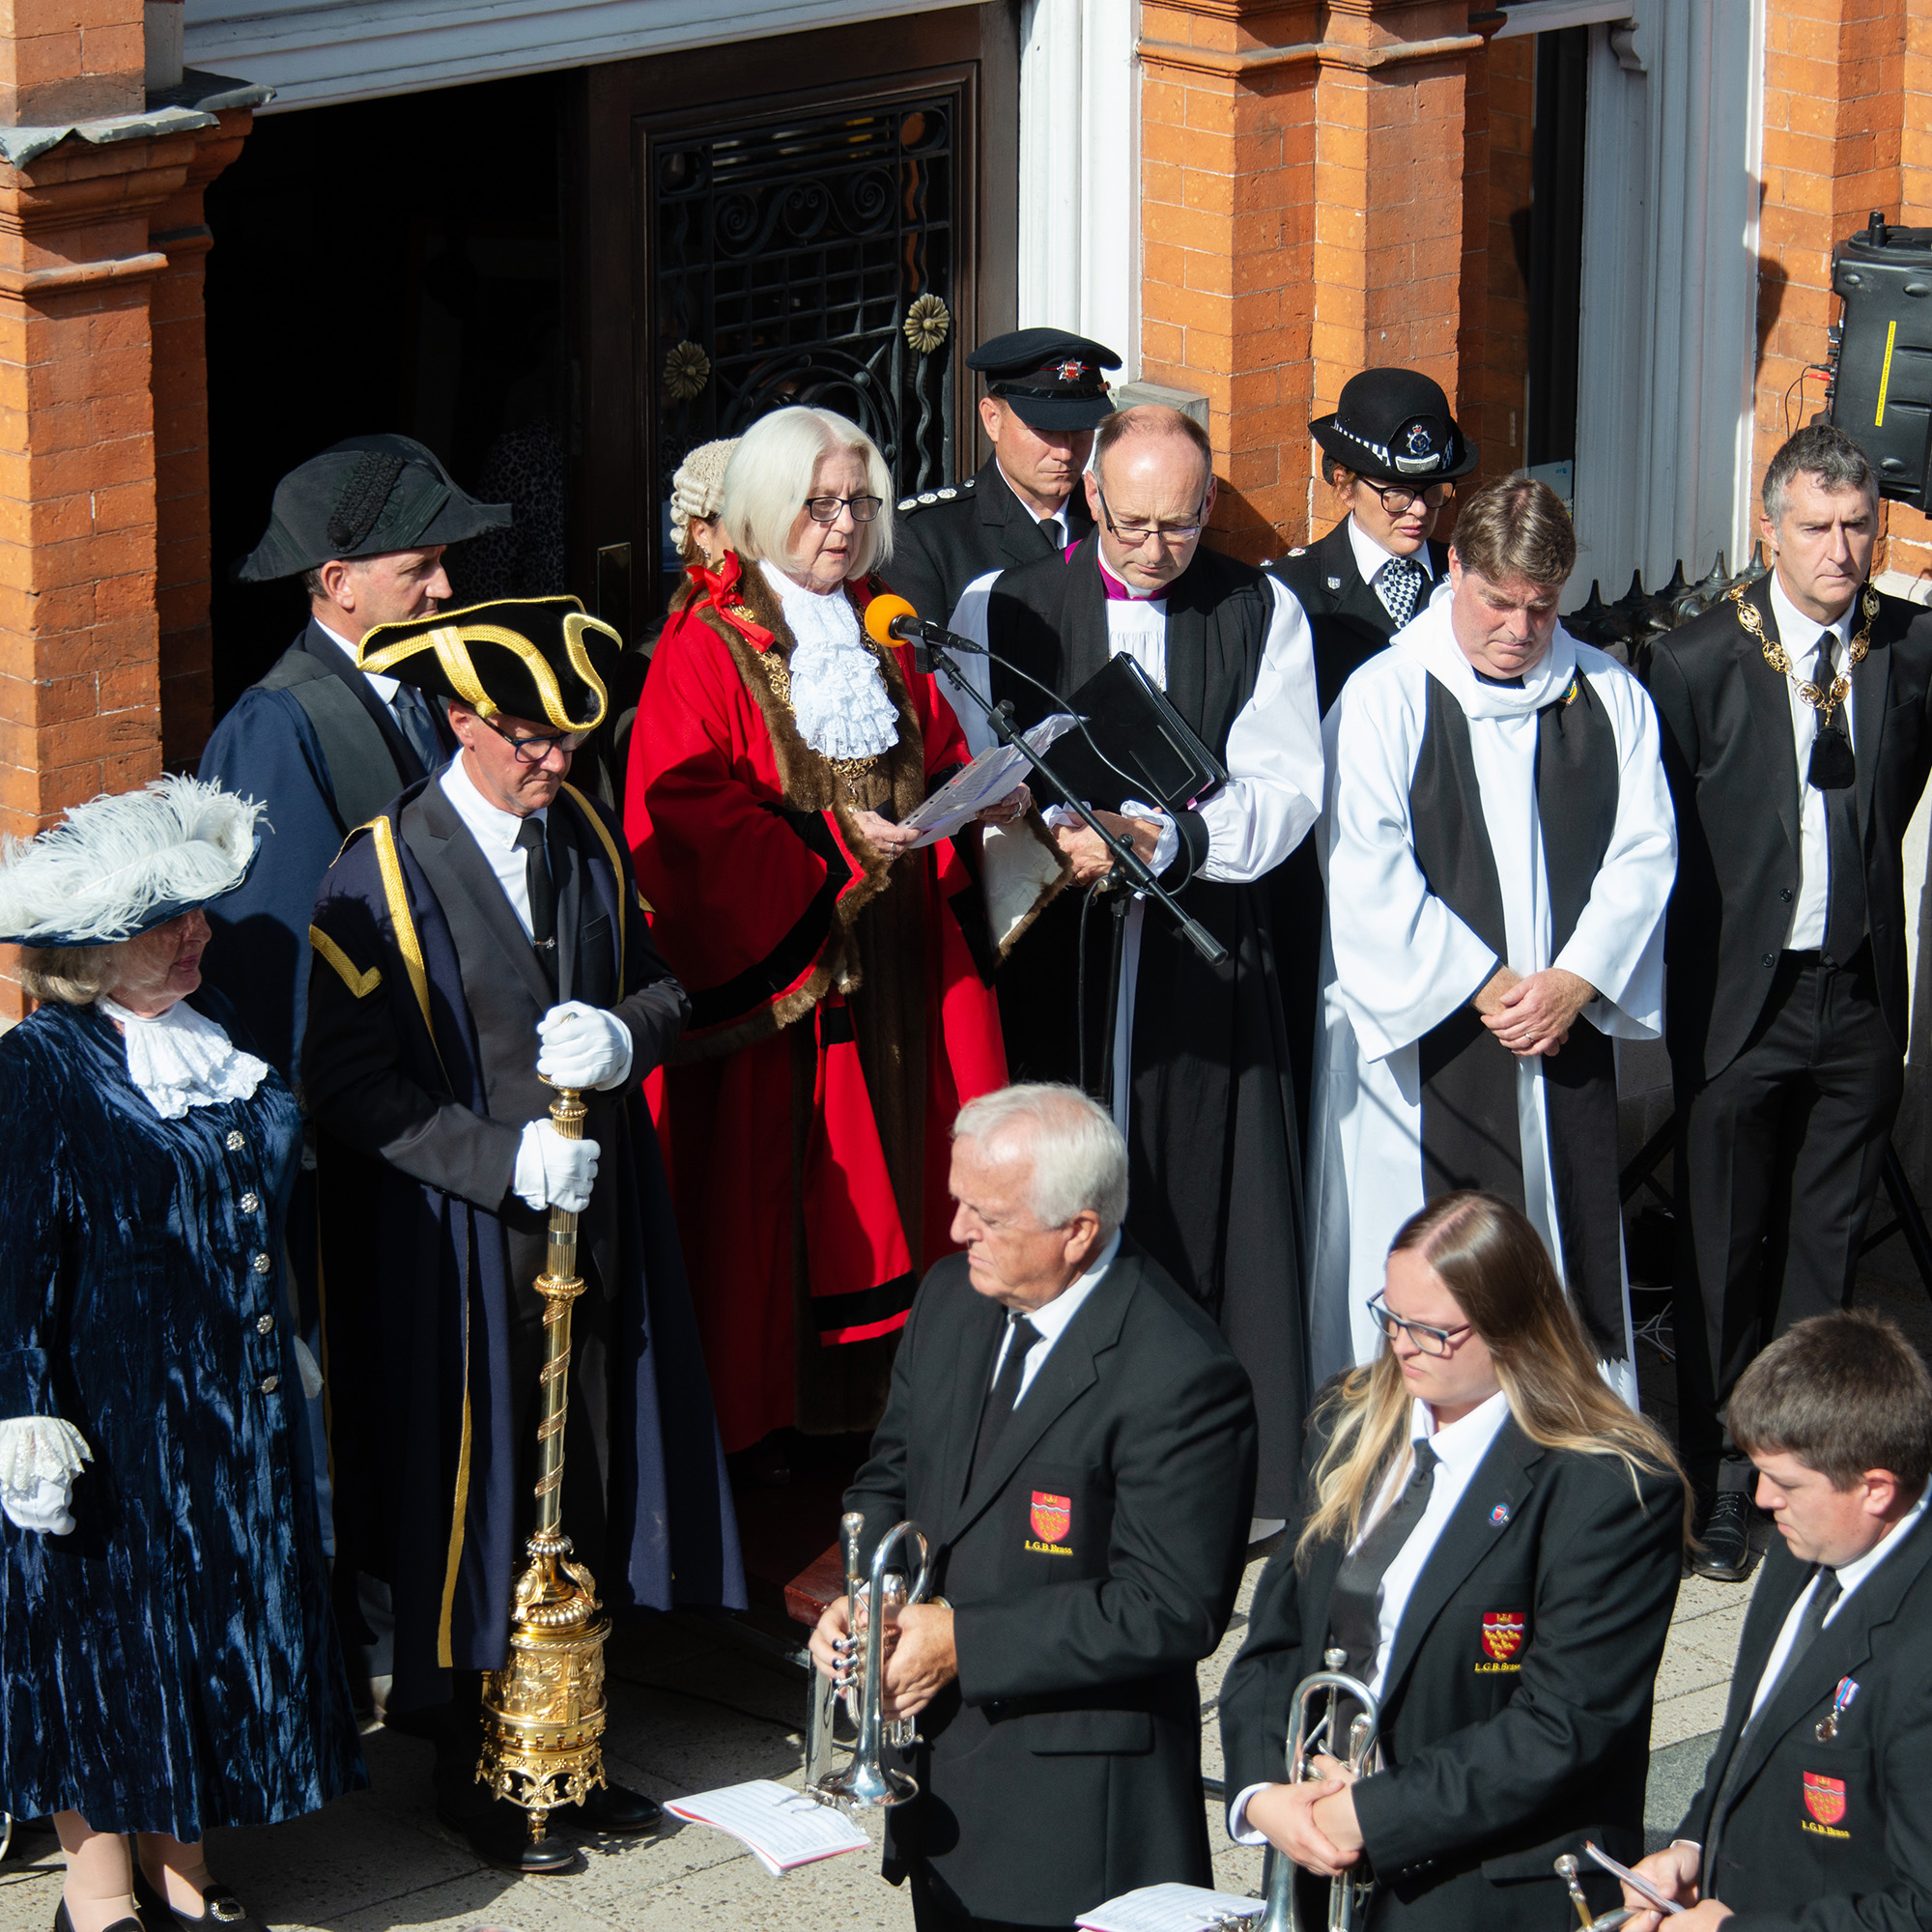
left=1221, top=1191, right=1690, bottom=1932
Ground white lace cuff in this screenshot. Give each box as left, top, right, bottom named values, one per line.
left=0, top=1416, right=91, bottom=1532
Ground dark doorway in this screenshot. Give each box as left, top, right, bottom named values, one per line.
left=1524, top=26, right=1589, bottom=479
left=203, top=71, right=569, bottom=718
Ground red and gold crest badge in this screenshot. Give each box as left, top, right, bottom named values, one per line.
left=1482, top=1611, right=1525, bottom=1661
left=1804, top=1773, right=1847, bottom=1827
left=1030, top=1492, right=1071, bottom=1543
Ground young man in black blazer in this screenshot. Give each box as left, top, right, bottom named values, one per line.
left=810, top=1083, right=1259, bottom=1932
left=1650, top=423, right=1932, bottom=1579
left=1622, top=1309, right=1932, bottom=1932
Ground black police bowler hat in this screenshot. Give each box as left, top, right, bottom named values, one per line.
left=967, top=327, right=1122, bottom=430
left=1310, top=369, right=1478, bottom=487
left=357, top=596, right=619, bottom=732
left=234, top=433, right=512, bottom=582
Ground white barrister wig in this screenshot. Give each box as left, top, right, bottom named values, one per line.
left=0, top=775, right=264, bottom=948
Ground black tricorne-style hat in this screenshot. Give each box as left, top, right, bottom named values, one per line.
left=967, top=327, right=1122, bottom=430
left=234, top=433, right=512, bottom=582
left=356, top=596, right=619, bottom=732
left=1310, top=368, right=1479, bottom=487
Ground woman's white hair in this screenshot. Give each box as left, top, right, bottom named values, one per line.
left=721, top=407, right=895, bottom=581
left=952, top=1083, right=1129, bottom=1237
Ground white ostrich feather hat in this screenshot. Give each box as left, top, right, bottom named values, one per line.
left=0, top=775, right=264, bottom=949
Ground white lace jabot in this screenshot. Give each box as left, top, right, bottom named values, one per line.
left=760, top=558, right=900, bottom=760
left=99, top=996, right=270, bottom=1121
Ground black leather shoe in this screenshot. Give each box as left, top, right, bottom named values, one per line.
left=132, top=1871, right=246, bottom=1928
left=434, top=1796, right=582, bottom=1876
left=55, top=1902, right=145, bottom=1932
left=551, top=1780, right=664, bottom=1837
left=1690, top=1491, right=1754, bottom=1580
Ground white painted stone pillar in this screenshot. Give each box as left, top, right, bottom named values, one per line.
left=1016, top=0, right=1139, bottom=373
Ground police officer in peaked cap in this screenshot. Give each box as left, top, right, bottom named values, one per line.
left=887, top=327, right=1120, bottom=631
left=1269, top=368, right=1477, bottom=1140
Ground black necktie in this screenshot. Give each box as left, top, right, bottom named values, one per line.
left=1378, top=556, right=1425, bottom=629
left=1043, top=516, right=1064, bottom=552
left=1327, top=1439, right=1438, bottom=1683
left=515, top=816, right=558, bottom=989
left=1706, top=1567, right=1841, bottom=1892
left=390, top=688, right=441, bottom=773
left=971, top=1314, right=1042, bottom=1483
left=1807, top=636, right=1866, bottom=964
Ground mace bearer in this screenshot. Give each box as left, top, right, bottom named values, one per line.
left=476, top=1063, right=611, bottom=1839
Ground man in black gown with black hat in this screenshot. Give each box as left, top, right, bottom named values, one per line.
left=888, top=327, right=1118, bottom=663
left=198, top=433, right=509, bottom=1086
left=1269, top=370, right=1475, bottom=1131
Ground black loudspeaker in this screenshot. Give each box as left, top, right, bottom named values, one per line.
left=1830, top=212, right=1932, bottom=511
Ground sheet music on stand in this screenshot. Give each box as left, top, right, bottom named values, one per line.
left=1076, top=1882, right=1267, bottom=1932
left=898, top=713, right=1080, bottom=848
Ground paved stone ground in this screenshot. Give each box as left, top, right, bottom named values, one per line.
left=8, top=1272, right=1928, bottom=1932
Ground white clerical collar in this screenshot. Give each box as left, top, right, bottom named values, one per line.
left=1027, top=1230, right=1122, bottom=1344
left=1348, top=516, right=1434, bottom=589
left=314, top=615, right=402, bottom=702
left=1097, top=555, right=1165, bottom=604
left=1412, top=1388, right=1511, bottom=1472
left=1768, top=568, right=1856, bottom=672
left=998, top=462, right=1075, bottom=538
left=1401, top=594, right=1578, bottom=719
left=440, top=748, right=545, bottom=853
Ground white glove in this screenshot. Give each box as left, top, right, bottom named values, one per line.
left=0, top=1415, right=91, bottom=1536
left=536, top=1002, right=634, bottom=1092
left=514, top=1118, right=602, bottom=1212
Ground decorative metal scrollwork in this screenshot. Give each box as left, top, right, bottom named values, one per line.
left=650, top=92, right=960, bottom=555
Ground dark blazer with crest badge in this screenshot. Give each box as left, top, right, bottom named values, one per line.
left=1678, top=1502, right=1932, bottom=1932
left=844, top=1237, right=1259, bottom=1927
left=1269, top=519, right=1451, bottom=716
left=1221, top=1406, right=1684, bottom=1932
left=1650, top=576, right=1932, bottom=1084
left=887, top=453, right=1098, bottom=631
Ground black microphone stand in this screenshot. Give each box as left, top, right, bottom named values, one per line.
left=914, top=632, right=1229, bottom=967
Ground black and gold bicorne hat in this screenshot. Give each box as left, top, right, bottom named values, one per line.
left=356, top=596, right=620, bottom=731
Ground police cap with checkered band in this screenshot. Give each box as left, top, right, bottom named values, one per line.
left=1310, top=368, right=1479, bottom=488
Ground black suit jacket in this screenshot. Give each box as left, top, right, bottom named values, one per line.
left=1650, top=577, right=1932, bottom=1081
left=1680, top=1504, right=1932, bottom=1932
left=846, top=1239, right=1259, bottom=1925
left=1270, top=520, right=1449, bottom=715
left=888, top=453, right=1096, bottom=630
left=1222, top=1408, right=1684, bottom=1932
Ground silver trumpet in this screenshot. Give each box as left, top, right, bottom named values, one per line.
left=1554, top=1856, right=1638, bottom=1932
left=1258, top=1647, right=1383, bottom=1932
left=810, top=1514, right=931, bottom=1810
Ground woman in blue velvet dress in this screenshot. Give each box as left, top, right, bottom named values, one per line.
left=0, top=777, right=363, bottom=1932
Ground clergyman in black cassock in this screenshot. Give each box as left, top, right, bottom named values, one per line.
left=821, top=1086, right=1258, bottom=1929
left=1649, top=424, right=1932, bottom=1568
left=950, top=406, right=1323, bottom=1520
left=303, top=598, right=742, bottom=1872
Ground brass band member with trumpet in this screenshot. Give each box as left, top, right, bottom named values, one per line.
left=303, top=597, right=744, bottom=1875
left=1221, top=1191, right=1689, bottom=1930
left=810, top=1084, right=1259, bottom=1932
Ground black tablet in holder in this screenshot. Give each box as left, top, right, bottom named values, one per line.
left=1043, top=653, right=1231, bottom=814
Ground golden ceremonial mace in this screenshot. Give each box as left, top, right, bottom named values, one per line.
left=476, top=1053, right=611, bottom=1841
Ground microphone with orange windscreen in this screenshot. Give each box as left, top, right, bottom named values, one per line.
left=862, top=594, right=987, bottom=673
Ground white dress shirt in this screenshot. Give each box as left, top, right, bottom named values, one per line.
left=989, top=1232, right=1121, bottom=1404
left=1346, top=516, right=1435, bottom=617
left=314, top=616, right=404, bottom=705
left=440, top=753, right=548, bottom=940
left=1767, top=571, right=1858, bottom=953
left=1229, top=1390, right=1514, bottom=1842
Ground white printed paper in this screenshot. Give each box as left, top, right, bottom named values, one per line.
left=666, top=1778, right=870, bottom=1876
left=899, top=714, right=1080, bottom=847
left=1077, top=1881, right=1267, bottom=1932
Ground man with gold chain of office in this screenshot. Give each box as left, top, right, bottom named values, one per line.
left=302, top=597, right=743, bottom=1874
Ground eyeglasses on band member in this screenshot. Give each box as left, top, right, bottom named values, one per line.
left=803, top=495, right=885, bottom=525
left=1367, top=1290, right=1473, bottom=1357
left=1094, top=481, right=1209, bottom=549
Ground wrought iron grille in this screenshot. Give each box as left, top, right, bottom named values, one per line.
left=648, top=94, right=958, bottom=535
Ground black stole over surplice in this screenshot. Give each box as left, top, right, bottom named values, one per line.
left=985, top=536, right=1310, bottom=1517
left=1408, top=667, right=1628, bottom=1356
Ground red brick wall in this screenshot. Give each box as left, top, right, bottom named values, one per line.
left=0, top=0, right=145, bottom=128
